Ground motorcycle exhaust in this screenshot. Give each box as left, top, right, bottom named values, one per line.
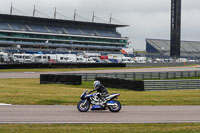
left=107, top=103, right=117, bottom=106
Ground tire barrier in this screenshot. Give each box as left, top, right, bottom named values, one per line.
left=0, top=63, right=126, bottom=69
left=95, top=77, right=200, bottom=91
left=40, top=74, right=82, bottom=85
left=95, top=77, right=144, bottom=91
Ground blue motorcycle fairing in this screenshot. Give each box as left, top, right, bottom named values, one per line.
left=91, top=100, right=118, bottom=110
left=85, top=93, right=98, bottom=98
left=91, top=105, right=103, bottom=110
left=85, top=94, right=93, bottom=98
left=107, top=100, right=117, bottom=104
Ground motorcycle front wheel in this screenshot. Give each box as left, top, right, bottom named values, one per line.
left=108, top=100, right=121, bottom=112
left=77, top=100, right=90, bottom=112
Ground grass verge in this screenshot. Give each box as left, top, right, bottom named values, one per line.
left=1, top=79, right=200, bottom=105
left=0, top=65, right=196, bottom=72
left=0, top=123, right=200, bottom=133
left=0, top=67, right=128, bottom=72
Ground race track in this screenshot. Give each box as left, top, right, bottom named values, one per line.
left=0, top=66, right=200, bottom=79
left=0, top=105, right=200, bottom=124
left=1, top=66, right=200, bottom=124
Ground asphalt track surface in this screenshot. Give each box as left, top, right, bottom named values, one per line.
left=0, top=66, right=200, bottom=79
left=0, top=105, right=200, bottom=124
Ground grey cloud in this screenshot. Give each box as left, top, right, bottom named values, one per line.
left=0, top=0, right=200, bottom=50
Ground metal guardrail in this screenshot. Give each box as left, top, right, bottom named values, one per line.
left=126, top=62, right=200, bottom=67
left=144, top=80, right=200, bottom=90
left=66, top=71, right=200, bottom=81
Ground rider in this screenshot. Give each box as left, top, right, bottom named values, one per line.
left=89, top=80, right=109, bottom=105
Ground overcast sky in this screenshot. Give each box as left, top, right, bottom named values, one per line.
left=0, top=0, right=200, bottom=50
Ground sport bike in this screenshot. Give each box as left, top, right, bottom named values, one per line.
left=77, top=89, right=121, bottom=112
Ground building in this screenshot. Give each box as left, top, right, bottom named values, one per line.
left=146, top=39, right=200, bottom=58
left=0, top=13, right=129, bottom=54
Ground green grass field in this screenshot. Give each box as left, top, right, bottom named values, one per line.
left=1, top=78, right=200, bottom=132
left=1, top=78, right=200, bottom=105
left=0, top=123, right=200, bottom=133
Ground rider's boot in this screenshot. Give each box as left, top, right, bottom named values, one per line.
left=102, top=106, right=108, bottom=110
left=100, top=98, right=107, bottom=106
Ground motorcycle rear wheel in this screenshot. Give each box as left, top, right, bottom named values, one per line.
left=77, top=100, right=90, bottom=112
left=108, top=100, right=121, bottom=112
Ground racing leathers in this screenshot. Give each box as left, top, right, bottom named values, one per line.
left=89, top=84, right=109, bottom=105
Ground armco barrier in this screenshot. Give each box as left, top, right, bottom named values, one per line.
left=1, top=62, right=200, bottom=69
left=40, top=74, right=82, bottom=85
left=144, top=79, right=200, bottom=90
left=0, top=63, right=126, bottom=69
left=65, top=71, right=200, bottom=81
left=96, top=77, right=144, bottom=91
left=126, top=62, right=200, bottom=67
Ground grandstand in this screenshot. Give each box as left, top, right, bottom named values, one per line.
left=146, top=39, right=200, bottom=58
left=0, top=14, right=129, bottom=54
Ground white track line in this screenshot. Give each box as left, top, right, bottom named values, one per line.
left=0, top=103, right=11, bottom=105
left=0, top=121, right=200, bottom=124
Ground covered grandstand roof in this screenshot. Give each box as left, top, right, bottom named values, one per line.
left=0, top=13, right=128, bottom=28
left=0, top=14, right=128, bottom=38
left=146, top=39, right=200, bottom=53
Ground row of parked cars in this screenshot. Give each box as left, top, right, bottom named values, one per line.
left=1, top=51, right=198, bottom=64
left=0, top=53, right=96, bottom=64
left=0, top=51, right=141, bottom=64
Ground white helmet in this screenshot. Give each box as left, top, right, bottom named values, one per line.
left=93, top=80, right=100, bottom=88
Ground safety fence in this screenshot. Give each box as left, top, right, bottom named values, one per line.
left=66, top=71, right=200, bottom=81
left=0, top=63, right=125, bottom=69
left=0, top=62, right=199, bottom=69
left=39, top=72, right=200, bottom=91
left=144, top=80, right=200, bottom=90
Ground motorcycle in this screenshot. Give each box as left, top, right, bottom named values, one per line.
left=77, top=89, right=121, bottom=112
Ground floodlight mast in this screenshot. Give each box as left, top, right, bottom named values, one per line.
left=74, top=9, right=76, bottom=21
left=33, top=5, right=36, bottom=17
left=170, top=0, right=181, bottom=58
left=92, top=11, right=95, bottom=22
left=54, top=7, right=57, bottom=19
left=10, top=2, right=13, bottom=15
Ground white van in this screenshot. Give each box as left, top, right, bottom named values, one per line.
left=46, top=54, right=57, bottom=63
left=0, top=52, right=10, bottom=63
left=56, top=54, right=72, bottom=63
left=133, top=57, right=147, bottom=63
left=66, top=54, right=77, bottom=62
left=77, top=56, right=86, bottom=63
left=121, top=57, right=135, bottom=63
left=86, top=58, right=96, bottom=63
left=33, top=54, right=49, bottom=63
left=13, top=54, right=33, bottom=63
